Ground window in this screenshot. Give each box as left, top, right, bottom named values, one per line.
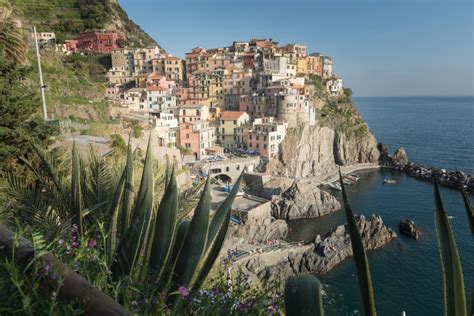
left=226, top=167, right=230, bottom=172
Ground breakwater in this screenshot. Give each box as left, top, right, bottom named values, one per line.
left=390, top=162, right=473, bottom=192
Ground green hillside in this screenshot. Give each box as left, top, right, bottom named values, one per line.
left=9, top=0, right=158, bottom=47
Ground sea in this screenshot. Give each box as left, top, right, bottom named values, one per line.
left=288, top=96, right=474, bottom=315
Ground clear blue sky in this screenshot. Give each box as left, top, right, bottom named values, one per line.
left=119, top=0, right=473, bottom=97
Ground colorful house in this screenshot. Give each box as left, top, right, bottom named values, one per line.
left=218, top=111, right=250, bottom=149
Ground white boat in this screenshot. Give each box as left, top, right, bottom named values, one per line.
left=383, top=179, right=397, bottom=184
left=349, top=173, right=360, bottom=181
left=329, top=182, right=342, bottom=191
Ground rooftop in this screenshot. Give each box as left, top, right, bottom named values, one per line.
left=220, top=111, right=248, bottom=120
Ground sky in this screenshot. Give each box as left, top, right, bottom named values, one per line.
left=119, top=0, right=473, bottom=97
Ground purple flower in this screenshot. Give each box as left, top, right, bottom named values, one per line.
left=87, top=239, right=97, bottom=248
left=50, top=272, right=58, bottom=280
left=71, top=224, right=78, bottom=232
left=238, top=303, right=249, bottom=313
left=58, top=239, right=64, bottom=245
left=71, top=241, right=80, bottom=248
left=178, top=286, right=189, bottom=297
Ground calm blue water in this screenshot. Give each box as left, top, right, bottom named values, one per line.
left=289, top=96, right=474, bottom=315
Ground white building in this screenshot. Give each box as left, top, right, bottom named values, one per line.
left=245, top=117, right=287, bottom=159
left=326, top=77, right=343, bottom=97
left=124, top=88, right=146, bottom=110
left=152, top=112, right=179, bottom=147
left=146, top=86, right=177, bottom=113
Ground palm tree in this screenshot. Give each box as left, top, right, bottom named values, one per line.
left=0, top=2, right=27, bottom=64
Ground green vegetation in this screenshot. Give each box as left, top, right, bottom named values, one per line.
left=318, top=102, right=370, bottom=136
left=0, top=56, right=55, bottom=169
left=1, top=138, right=249, bottom=314
left=8, top=0, right=157, bottom=46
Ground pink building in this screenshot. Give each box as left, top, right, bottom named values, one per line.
left=76, top=30, right=120, bottom=53
left=177, top=121, right=216, bottom=159
left=105, top=84, right=124, bottom=100
left=245, top=117, right=287, bottom=159
left=146, top=73, right=176, bottom=90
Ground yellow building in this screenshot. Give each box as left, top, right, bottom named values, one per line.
left=218, top=111, right=250, bottom=149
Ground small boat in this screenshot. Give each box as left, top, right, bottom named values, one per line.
left=383, top=179, right=397, bottom=184
left=348, top=173, right=360, bottom=181
left=328, top=182, right=342, bottom=191
left=343, top=178, right=352, bottom=185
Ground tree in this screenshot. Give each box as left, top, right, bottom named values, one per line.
left=0, top=57, right=54, bottom=169
left=0, top=3, right=27, bottom=64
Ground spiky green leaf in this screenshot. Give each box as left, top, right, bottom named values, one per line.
left=120, top=140, right=135, bottom=234
left=339, top=171, right=376, bottom=316
left=71, top=142, right=83, bottom=235
left=434, top=181, right=466, bottom=316
left=172, top=176, right=211, bottom=289
left=149, top=167, right=178, bottom=282
left=284, top=275, right=324, bottom=316
left=192, top=172, right=244, bottom=291
left=460, top=186, right=474, bottom=236
left=112, top=138, right=154, bottom=277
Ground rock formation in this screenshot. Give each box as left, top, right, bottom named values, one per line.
left=268, top=121, right=379, bottom=179
left=233, top=202, right=288, bottom=243
left=236, top=215, right=397, bottom=286
left=271, top=181, right=341, bottom=220
left=392, top=147, right=409, bottom=165
left=398, top=220, right=421, bottom=240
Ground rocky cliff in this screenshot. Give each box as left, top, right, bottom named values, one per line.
left=268, top=102, right=379, bottom=178
left=236, top=215, right=397, bottom=286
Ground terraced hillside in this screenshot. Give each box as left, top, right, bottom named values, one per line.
left=9, top=0, right=158, bottom=47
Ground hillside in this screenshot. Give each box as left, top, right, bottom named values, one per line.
left=4, top=0, right=161, bottom=134
left=9, top=0, right=158, bottom=47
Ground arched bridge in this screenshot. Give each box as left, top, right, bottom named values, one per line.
left=200, top=156, right=260, bottom=183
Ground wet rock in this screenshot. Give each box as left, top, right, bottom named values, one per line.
left=398, top=219, right=421, bottom=240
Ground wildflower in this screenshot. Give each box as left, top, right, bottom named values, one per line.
left=71, top=224, right=78, bottom=232
left=50, top=272, right=58, bottom=280
left=238, top=303, right=249, bottom=313
left=87, top=239, right=97, bottom=248
left=178, top=286, right=189, bottom=297
left=71, top=241, right=80, bottom=248
left=58, top=239, right=64, bottom=245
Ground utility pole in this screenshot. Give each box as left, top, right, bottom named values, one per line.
left=33, top=26, right=48, bottom=120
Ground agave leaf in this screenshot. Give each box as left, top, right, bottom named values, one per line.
left=284, top=275, right=324, bottom=316
left=172, top=176, right=211, bottom=289
left=106, top=168, right=127, bottom=264
left=149, top=167, right=178, bottom=282
left=434, top=181, right=466, bottom=316
left=112, top=138, right=154, bottom=277
left=339, top=171, right=376, bottom=316
left=71, top=142, right=83, bottom=235
left=205, top=171, right=244, bottom=250
left=159, top=219, right=191, bottom=292
left=192, top=172, right=244, bottom=292
left=460, top=186, right=474, bottom=236
left=120, top=139, right=135, bottom=234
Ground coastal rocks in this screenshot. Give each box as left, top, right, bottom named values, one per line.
left=236, top=215, right=397, bottom=285
left=233, top=202, right=288, bottom=244
left=268, top=123, right=379, bottom=178
left=398, top=220, right=421, bottom=240
left=392, top=147, right=409, bottom=165
left=378, top=144, right=409, bottom=166
left=397, top=163, right=473, bottom=192
left=271, top=181, right=341, bottom=220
